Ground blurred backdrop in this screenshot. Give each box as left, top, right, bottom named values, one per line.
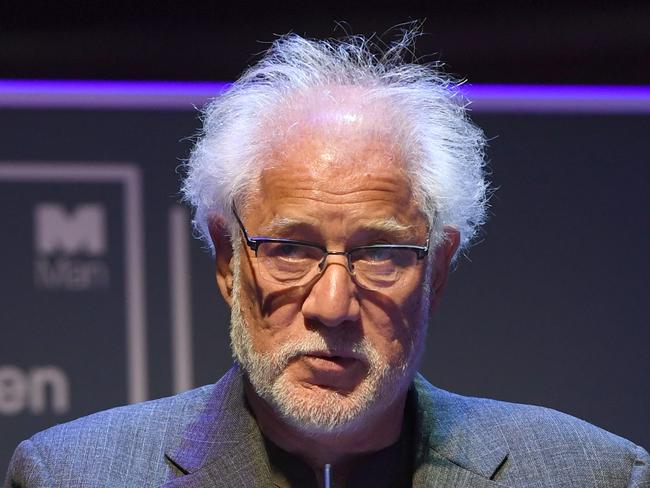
left=1, top=0, right=649, bottom=475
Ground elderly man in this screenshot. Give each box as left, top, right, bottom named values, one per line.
left=6, top=33, right=649, bottom=488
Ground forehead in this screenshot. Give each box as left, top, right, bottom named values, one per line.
left=245, top=112, right=425, bottom=231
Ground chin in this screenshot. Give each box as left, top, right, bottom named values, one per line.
left=261, top=353, right=419, bottom=436
left=267, top=372, right=392, bottom=435
left=231, top=308, right=423, bottom=436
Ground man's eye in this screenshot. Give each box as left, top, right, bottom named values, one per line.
left=356, top=247, right=394, bottom=262
left=277, top=244, right=303, bottom=257
left=263, top=243, right=319, bottom=261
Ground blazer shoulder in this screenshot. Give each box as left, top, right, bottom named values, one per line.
left=414, top=375, right=649, bottom=486
left=468, top=394, right=643, bottom=457
left=476, top=397, right=649, bottom=486
left=6, top=384, right=215, bottom=487
left=31, top=383, right=214, bottom=447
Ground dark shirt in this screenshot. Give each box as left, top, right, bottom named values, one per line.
left=263, top=401, right=415, bottom=488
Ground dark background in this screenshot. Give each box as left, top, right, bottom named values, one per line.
left=1, top=0, right=649, bottom=477
left=2, top=0, right=650, bottom=84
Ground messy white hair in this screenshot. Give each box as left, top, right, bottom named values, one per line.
left=182, top=31, right=489, bottom=255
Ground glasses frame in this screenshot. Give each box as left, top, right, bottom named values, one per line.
left=232, top=207, right=430, bottom=282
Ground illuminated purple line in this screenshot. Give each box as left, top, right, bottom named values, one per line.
left=462, top=84, right=650, bottom=113
left=0, top=80, right=231, bottom=110
left=0, top=79, right=649, bottom=113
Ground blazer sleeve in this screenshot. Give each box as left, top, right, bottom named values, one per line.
left=4, top=439, right=52, bottom=488
left=628, top=444, right=650, bottom=488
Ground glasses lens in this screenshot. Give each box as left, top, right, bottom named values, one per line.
left=349, top=247, right=418, bottom=289
left=256, top=242, right=323, bottom=285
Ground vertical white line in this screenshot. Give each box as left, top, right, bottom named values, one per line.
left=124, top=167, right=148, bottom=403
left=324, top=464, right=331, bottom=488
left=169, top=206, right=193, bottom=393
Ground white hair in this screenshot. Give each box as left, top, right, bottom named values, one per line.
left=182, top=31, right=489, bottom=255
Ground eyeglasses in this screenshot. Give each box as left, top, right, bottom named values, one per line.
left=233, top=208, right=429, bottom=291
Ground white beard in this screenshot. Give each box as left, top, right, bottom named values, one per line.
left=229, top=250, right=431, bottom=435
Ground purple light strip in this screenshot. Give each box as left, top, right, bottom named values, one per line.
left=1, top=79, right=649, bottom=113
left=0, top=80, right=231, bottom=110
left=462, top=84, right=650, bottom=113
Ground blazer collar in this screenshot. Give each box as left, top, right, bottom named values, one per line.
left=160, top=365, right=271, bottom=487
left=411, top=374, right=511, bottom=487
left=161, top=368, right=511, bottom=487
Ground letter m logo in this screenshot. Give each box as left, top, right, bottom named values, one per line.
left=34, top=203, right=107, bottom=255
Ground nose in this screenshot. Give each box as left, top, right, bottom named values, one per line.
left=301, top=256, right=361, bottom=328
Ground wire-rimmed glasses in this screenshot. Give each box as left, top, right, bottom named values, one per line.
left=233, top=208, right=429, bottom=291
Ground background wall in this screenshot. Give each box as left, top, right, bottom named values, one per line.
left=2, top=1, right=650, bottom=84
left=1, top=0, right=649, bottom=476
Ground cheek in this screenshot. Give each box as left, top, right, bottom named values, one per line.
left=360, top=292, right=421, bottom=355
left=237, top=269, right=304, bottom=347
left=400, top=287, right=430, bottom=345
left=363, top=283, right=426, bottom=329
left=360, top=299, right=393, bottom=337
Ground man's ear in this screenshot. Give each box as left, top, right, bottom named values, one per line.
left=208, top=215, right=234, bottom=307
left=430, top=227, right=460, bottom=309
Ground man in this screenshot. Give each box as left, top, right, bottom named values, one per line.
left=5, top=33, right=649, bottom=488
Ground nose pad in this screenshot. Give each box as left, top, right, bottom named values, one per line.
left=317, top=252, right=353, bottom=275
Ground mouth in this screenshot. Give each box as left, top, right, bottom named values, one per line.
left=304, top=348, right=363, bottom=360
left=300, top=352, right=363, bottom=372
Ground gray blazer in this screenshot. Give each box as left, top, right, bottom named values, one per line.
left=5, top=366, right=649, bottom=487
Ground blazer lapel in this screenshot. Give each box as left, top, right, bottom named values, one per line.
left=159, top=366, right=272, bottom=488
left=413, top=449, right=509, bottom=487
left=412, top=375, right=511, bottom=487
left=161, top=432, right=270, bottom=487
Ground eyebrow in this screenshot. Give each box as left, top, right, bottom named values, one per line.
left=259, top=217, right=313, bottom=236
left=359, top=217, right=415, bottom=235
left=259, top=216, right=417, bottom=241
